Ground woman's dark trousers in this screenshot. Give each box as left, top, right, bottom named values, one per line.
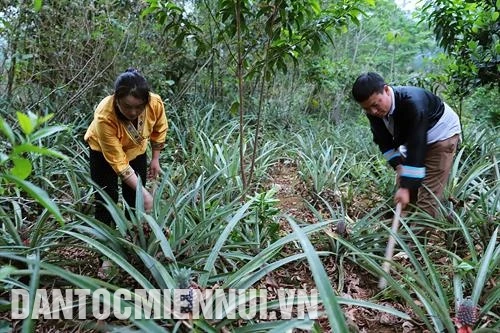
left=89, top=150, right=147, bottom=225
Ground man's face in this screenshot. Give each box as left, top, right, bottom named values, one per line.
left=359, top=85, right=392, bottom=118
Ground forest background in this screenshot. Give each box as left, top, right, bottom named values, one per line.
left=0, top=0, right=499, bottom=332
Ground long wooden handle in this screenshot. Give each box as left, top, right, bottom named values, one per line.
left=378, top=202, right=402, bottom=289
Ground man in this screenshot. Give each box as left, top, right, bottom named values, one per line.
left=352, top=72, right=461, bottom=217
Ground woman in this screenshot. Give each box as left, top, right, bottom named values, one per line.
left=85, top=68, right=168, bottom=224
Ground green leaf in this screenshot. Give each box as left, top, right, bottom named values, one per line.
left=471, top=227, right=499, bottom=305
left=268, top=319, right=314, bottom=332
left=230, top=252, right=327, bottom=290
left=0, top=320, right=12, bottom=333
left=199, top=200, right=253, bottom=286
left=456, top=261, right=474, bottom=272
left=0, top=118, right=15, bottom=143
left=309, top=0, right=321, bottom=15
left=285, top=216, right=348, bottom=332
left=13, top=144, right=67, bottom=160
left=22, top=251, right=41, bottom=333
left=0, top=256, right=166, bottom=332
left=0, top=153, right=8, bottom=164
left=63, top=230, right=156, bottom=290
left=36, top=113, right=54, bottom=125
left=234, top=320, right=314, bottom=332
left=333, top=232, right=434, bottom=328
left=16, top=112, right=35, bottom=136
left=223, top=222, right=330, bottom=289
left=10, top=157, right=32, bottom=180
left=29, top=125, right=66, bottom=142
left=229, top=100, right=240, bottom=116
left=2, top=174, right=64, bottom=225
left=33, top=0, right=43, bottom=12
left=0, top=266, right=16, bottom=280
left=386, top=31, right=397, bottom=42
left=0, top=205, right=22, bottom=245
left=143, top=214, right=176, bottom=262
left=338, top=297, right=411, bottom=319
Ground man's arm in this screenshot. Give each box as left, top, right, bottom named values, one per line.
left=398, top=104, right=427, bottom=190
left=368, top=115, right=401, bottom=168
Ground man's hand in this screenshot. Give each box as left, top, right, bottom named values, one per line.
left=394, top=188, right=410, bottom=208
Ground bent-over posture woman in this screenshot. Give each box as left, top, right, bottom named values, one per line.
left=84, top=68, right=168, bottom=225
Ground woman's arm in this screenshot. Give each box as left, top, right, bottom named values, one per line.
left=122, top=172, right=153, bottom=212
left=148, top=149, right=161, bottom=179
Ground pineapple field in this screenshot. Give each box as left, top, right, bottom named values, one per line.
left=0, top=102, right=498, bottom=332
left=0, top=0, right=499, bottom=332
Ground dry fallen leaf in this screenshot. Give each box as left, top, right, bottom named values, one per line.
left=402, top=320, right=415, bottom=332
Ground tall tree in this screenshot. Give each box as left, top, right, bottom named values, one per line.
left=299, top=0, right=440, bottom=122
left=0, top=0, right=148, bottom=118
left=207, top=0, right=366, bottom=190
left=421, top=0, right=500, bottom=92
left=143, top=0, right=368, bottom=190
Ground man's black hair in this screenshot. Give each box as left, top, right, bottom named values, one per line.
left=352, top=72, right=386, bottom=103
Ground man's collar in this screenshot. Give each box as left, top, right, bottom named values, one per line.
left=387, top=86, right=395, bottom=117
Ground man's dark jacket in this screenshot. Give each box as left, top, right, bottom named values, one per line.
left=367, top=86, right=444, bottom=189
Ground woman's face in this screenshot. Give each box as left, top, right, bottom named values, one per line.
left=116, top=95, right=146, bottom=120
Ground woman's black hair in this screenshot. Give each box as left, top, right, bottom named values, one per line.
left=351, top=72, right=386, bottom=103
left=114, top=68, right=150, bottom=104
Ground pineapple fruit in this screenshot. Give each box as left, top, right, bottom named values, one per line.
left=454, top=297, right=479, bottom=333
left=173, top=267, right=194, bottom=313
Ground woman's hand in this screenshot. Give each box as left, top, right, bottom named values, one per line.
left=143, top=188, right=153, bottom=213
left=148, top=158, right=161, bottom=179
left=123, top=171, right=154, bottom=213
left=148, top=149, right=162, bottom=179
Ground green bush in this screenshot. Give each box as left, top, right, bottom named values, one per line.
left=463, top=85, right=500, bottom=126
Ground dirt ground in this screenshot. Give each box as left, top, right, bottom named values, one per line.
left=264, top=160, right=427, bottom=333
left=1, top=160, right=435, bottom=332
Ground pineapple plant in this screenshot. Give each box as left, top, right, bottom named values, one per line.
left=173, top=267, right=194, bottom=313
left=454, top=297, right=479, bottom=333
